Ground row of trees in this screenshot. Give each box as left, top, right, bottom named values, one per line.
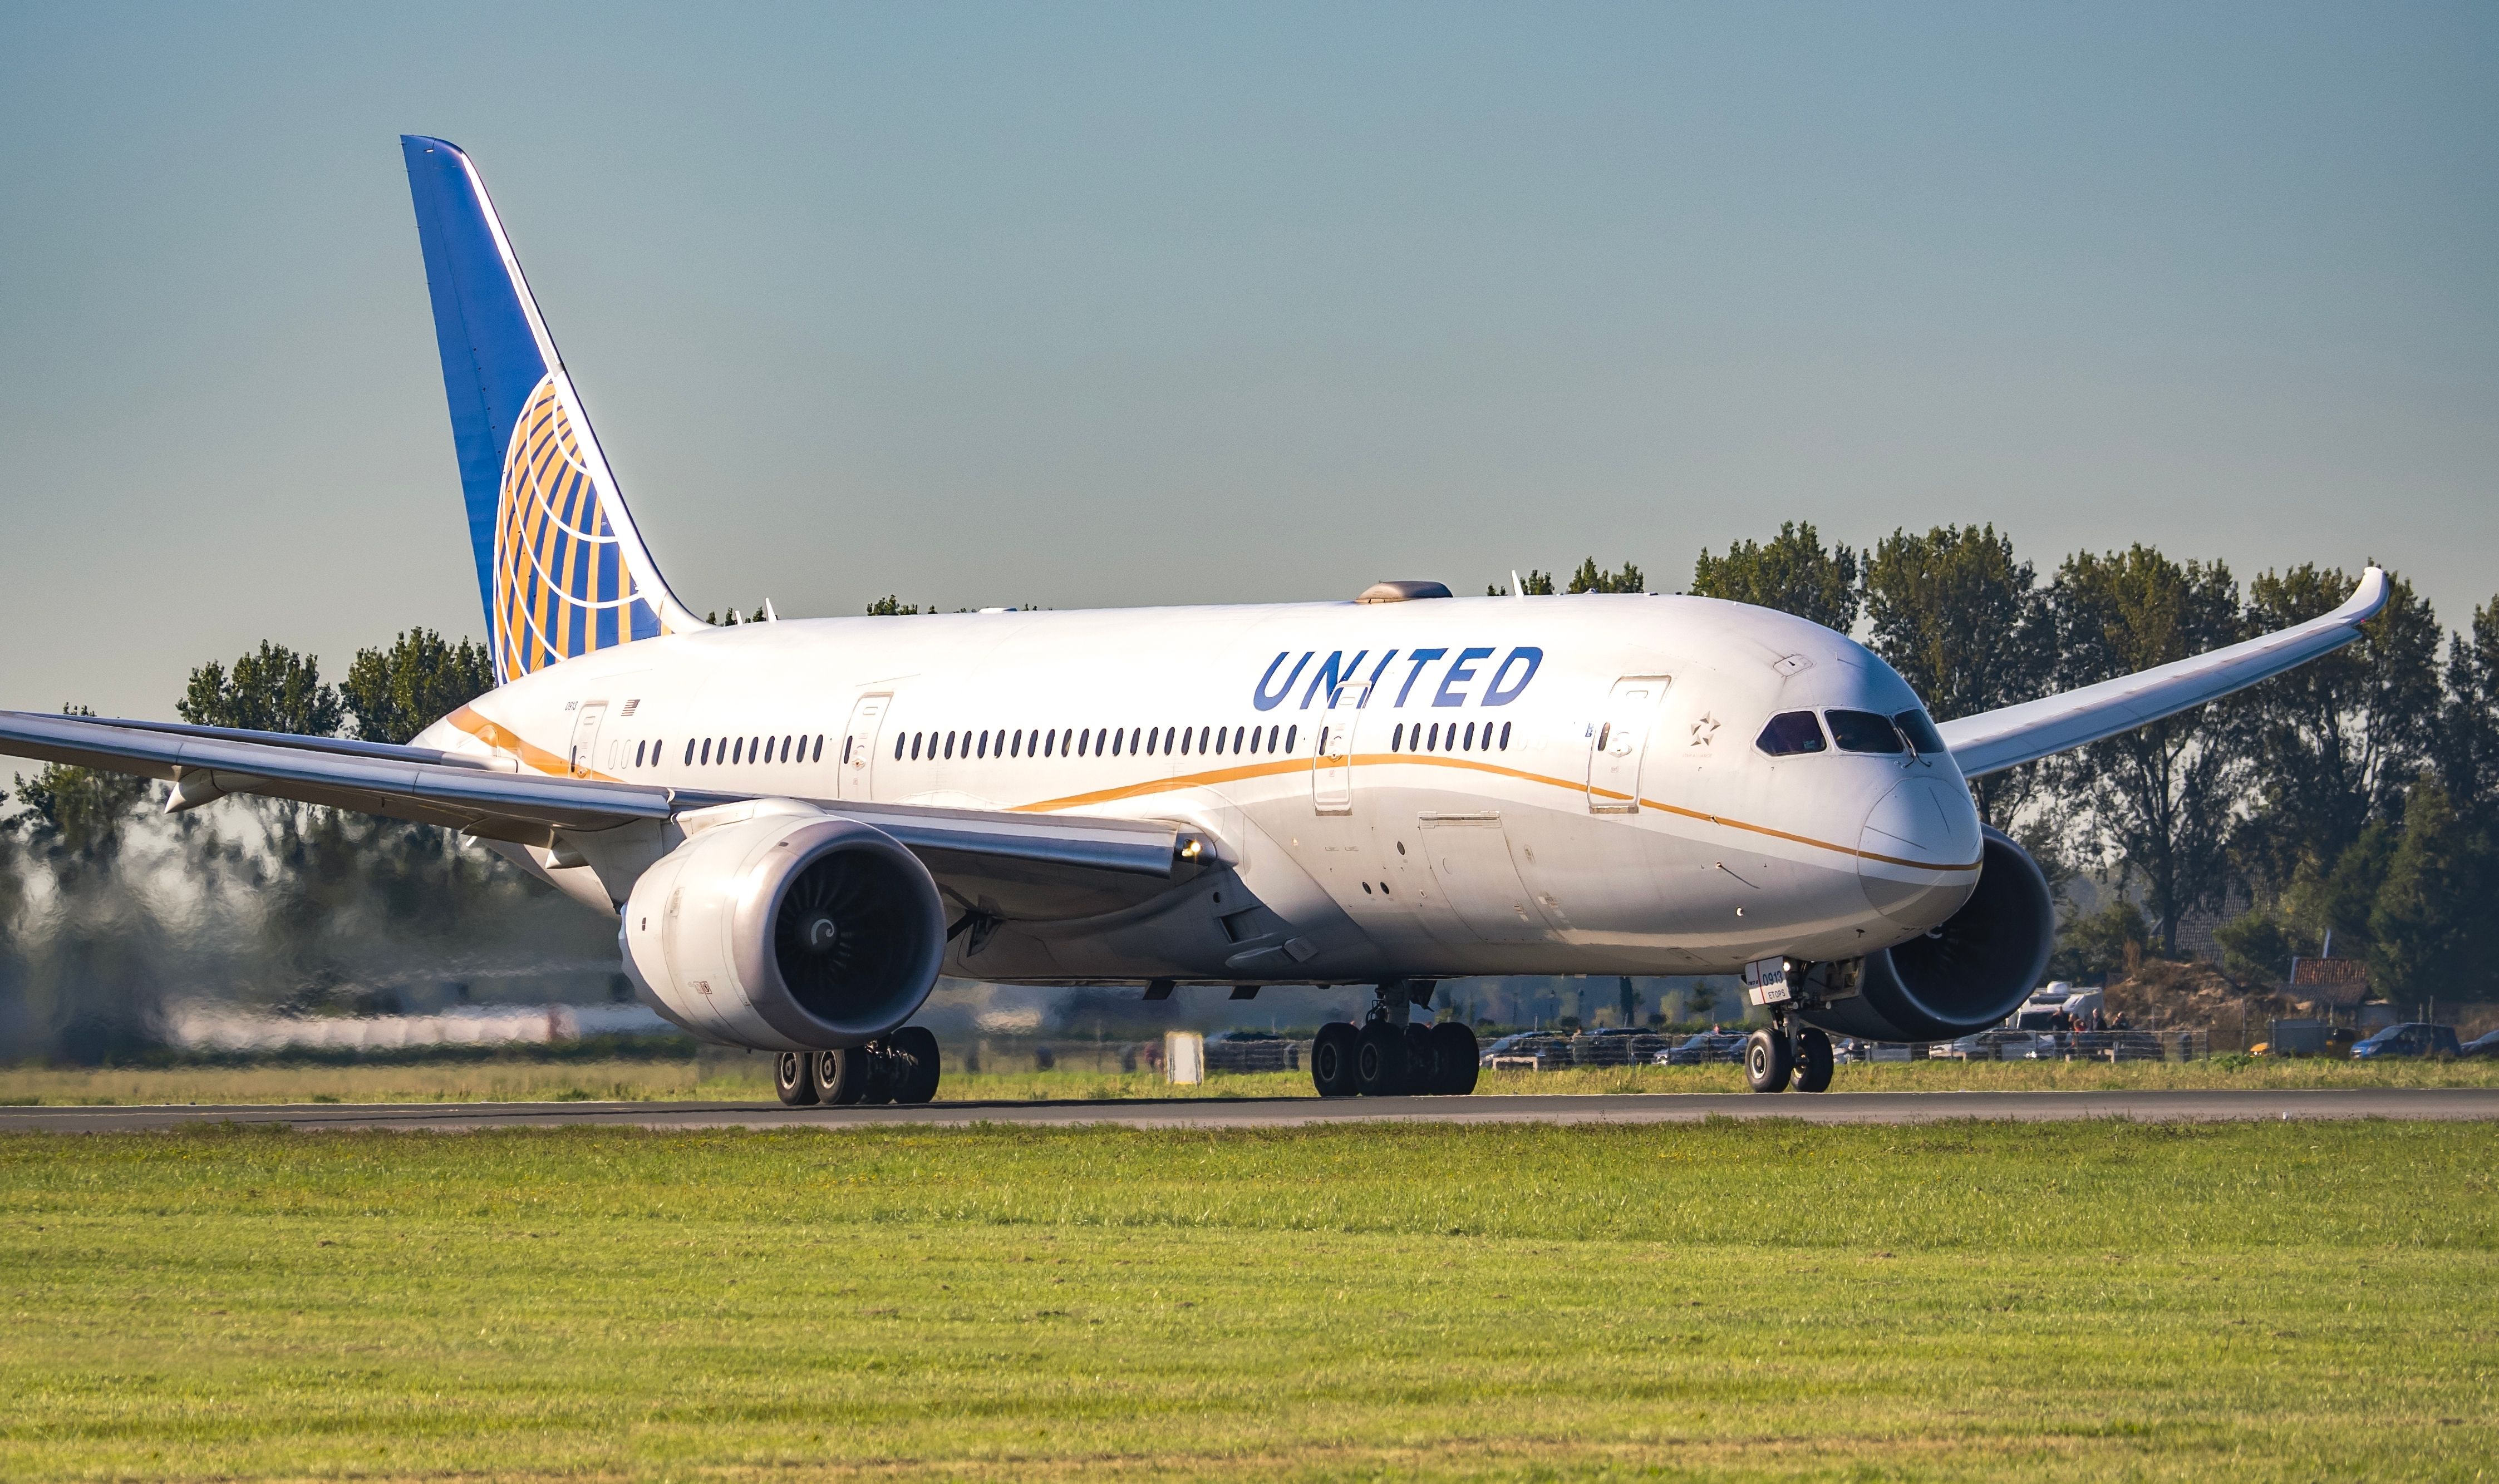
left=0, top=631, right=605, bottom=1062
left=1524, top=524, right=2496, bottom=1002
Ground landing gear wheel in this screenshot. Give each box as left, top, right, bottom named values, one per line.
left=1429, top=1020, right=1480, bottom=1096
left=1404, top=1023, right=1436, bottom=1091
left=857, top=1043, right=899, bottom=1106
left=776, top=1051, right=820, bottom=1107
left=1312, top=1022, right=1359, bottom=1098
left=1792, top=1027, right=1834, bottom=1093
left=889, top=1026, right=942, bottom=1105
left=1354, top=1019, right=1410, bottom=1097
left=814, top=1047, right=869, bottom=1106
left=1745, top=1028, right=1793, bottom=1093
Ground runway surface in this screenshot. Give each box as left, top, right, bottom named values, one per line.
left=4, top=1086, right=2496, bottom=1133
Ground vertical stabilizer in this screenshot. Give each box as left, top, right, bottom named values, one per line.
left=401, top=135, right=704, bottom=682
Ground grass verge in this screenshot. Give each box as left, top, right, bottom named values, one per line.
left=0, top=1120, right=2493, bottom=1480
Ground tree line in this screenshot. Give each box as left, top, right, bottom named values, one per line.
left=0, top=631, right=608, bottom=1062
left=1529, top=522, right=2495, bottom=1003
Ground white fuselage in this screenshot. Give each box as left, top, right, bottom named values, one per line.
left=416, top=592, right=1985, bottom=986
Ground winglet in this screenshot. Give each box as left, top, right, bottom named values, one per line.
left=1935, top=565, right=2390, bottom=778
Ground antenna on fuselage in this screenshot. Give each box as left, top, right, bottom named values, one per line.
left=1510, top=570, right=1524, bottom=601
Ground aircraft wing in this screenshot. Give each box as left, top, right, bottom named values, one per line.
left=1935, top=566, right=2389, bottom=778
left=0, top=710, right=1198, bottom=915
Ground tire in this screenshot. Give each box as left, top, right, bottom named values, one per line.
left=776, top=1051, right=820, bottom=1107
left=1355, top=1019, right=1410, bottom=1097
left=1430, top=1020, right=1480, bottom=1096
left=857, top=1044, right=898, bottom=1106
left=1311, top=1022, right=1360, bottom=1098
left=1404, top=1023, right=1437, bottom=1091
left=815, top=1047, right=869, bottom=1106
left=1745, top=1028, right=1793, bottom=1093
left=1792, top=1027, right=1834, bottom=1093
left=889, top=1026, right=942, bottom=1105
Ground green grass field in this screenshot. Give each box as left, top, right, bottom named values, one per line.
left=1, top=1120, right=2492, bottom=1480
left=5, top=1053, right=2497, bottom=1106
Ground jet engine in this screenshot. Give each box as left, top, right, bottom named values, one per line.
left=1801, top=826, right=2055, bottom=1043
left=620, top=811, right=947, bottom=1051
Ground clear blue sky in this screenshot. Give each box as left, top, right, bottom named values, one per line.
left=2, top=3, right=2492, bottom=719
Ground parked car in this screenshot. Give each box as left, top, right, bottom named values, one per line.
left=2459, top=1028, right=2499, bottom=1059
left=1657, top=1031, right=1748, bottom=1066
left=1930, top=1028, right=2054, bottom=1061
left=1834, top=1037, right=1913, bottom=1064
left=2350, top=1023, right=2462, bottom=1059
left=1479, top=1032, right=1571, bottom=1070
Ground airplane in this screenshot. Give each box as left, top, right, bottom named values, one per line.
left=0, top=136, right=2389, bottom=1105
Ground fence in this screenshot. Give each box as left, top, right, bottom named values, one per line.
left=1205, top=1037, right=1306, bottom=1073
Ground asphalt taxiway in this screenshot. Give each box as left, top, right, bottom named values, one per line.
left=3, top=1086, right=2493, bottom=1133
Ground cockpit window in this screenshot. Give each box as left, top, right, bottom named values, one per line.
left=1826, top=709, right=1907, bottom=754
left=1892, top=708, right=1946, bottom=757
left=1755, top=711, right=1828, bottom=756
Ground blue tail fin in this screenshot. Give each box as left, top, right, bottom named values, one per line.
left=401, top=135, right=704, bottom=682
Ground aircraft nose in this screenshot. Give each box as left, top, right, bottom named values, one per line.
left=1857, top=776, right=1983, bottom=929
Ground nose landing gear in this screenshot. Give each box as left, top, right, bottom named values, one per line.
left=1745, top=1018, right=1833, bottom=1094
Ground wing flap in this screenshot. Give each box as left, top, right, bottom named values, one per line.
left=1935, top=566, right=2388, bottom=778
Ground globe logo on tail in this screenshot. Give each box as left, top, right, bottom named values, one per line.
left=493, top=374, right=665, bottom=680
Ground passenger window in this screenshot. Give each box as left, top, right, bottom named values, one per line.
left=633, top=741, right=645, bottom=767
left=1499, top=721, right=1512, bottom=750
left=1826, top=709, right=1907, bottom=754
left=1391, top=723, right=1404, bottom=751
left=911, top=733, right=922, bottom=760
left=684, top=740, right=696, bottom=765
left=1893, top=709, right=1947, bottom=757
left=1464, top=722, right=1476, bottom=750
left=1285, top=725, right=1297, bottom=753
left=978, top=731, right=989, bottom=759
left=813, top=735, right=825, bottom=762
left=1755, top=711, right=1828, bottom=756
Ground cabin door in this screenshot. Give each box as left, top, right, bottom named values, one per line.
left=837, top=693, right=891, bottom=801
left=568, top=702, right=607, bottom=778
left=1585, top=676, right=1668, bottom=813
left=1310, top=679, right=1370, bottom=815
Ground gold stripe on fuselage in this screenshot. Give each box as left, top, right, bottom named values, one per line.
left=445, top=711, right=1979, bottom=874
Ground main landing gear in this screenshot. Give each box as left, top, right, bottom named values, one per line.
left=774, top=1026, right=942, bottom=1107
left=1312, top=980, right=1479, bottom=1098
left=1744, top=1017, right=1833, bottom=1094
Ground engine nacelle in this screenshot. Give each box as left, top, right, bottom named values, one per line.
left=620, top=811, right=946, bottom=1051
left=1801, top=825, right=2054, bottom=1043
